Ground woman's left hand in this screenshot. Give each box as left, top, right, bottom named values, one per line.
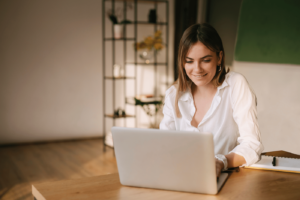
left=215, top=158, right=224, bottom=178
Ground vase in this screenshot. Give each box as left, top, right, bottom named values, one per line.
left=113, top=24, right=123, bottom=39
left=113, top=64, right=125, bottom=78
left=139, top=50, right=153, bottom=64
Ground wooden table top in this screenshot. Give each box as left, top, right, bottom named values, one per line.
left=32, top=168, right=300, bottom=200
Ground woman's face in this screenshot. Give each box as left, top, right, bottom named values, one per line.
left=184, top=41, right=222, bottom=88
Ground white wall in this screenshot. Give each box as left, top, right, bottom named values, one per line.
left=233, top=61, right=300, bottom=154
left=0, top=0, right=174, bottom=144
left=0, top=0, right=104, bottom=144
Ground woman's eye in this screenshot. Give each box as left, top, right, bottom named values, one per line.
left=185, top=60, right=193, bottom=63
left=203, top=60, right=211, bottom=63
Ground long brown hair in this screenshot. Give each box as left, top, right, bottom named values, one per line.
left=175, top=23, right=229, bottom=117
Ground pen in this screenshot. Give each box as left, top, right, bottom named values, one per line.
left=272, top=157, right=276, bottom=166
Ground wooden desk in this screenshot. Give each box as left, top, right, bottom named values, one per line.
left=32, top=168, right=300, bottom=200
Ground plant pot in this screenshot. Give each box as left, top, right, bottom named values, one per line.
left=114, top=24, right=123, bottom=39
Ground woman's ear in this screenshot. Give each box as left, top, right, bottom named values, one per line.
left=218, top=51, right=223, bottom=65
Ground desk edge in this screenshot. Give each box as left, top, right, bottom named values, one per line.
left=32, top=185, right=46, bottom=200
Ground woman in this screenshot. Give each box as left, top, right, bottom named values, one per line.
left=160, top=23, right=263, bottom=177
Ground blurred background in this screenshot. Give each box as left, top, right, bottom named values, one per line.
left=1, top=0, right=300, bottom=152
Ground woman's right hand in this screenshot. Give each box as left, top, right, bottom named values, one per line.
left=215, top=158, right=224, bottom=178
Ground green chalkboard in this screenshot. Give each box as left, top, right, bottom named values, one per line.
left=235, top=0, right=300, bottom=65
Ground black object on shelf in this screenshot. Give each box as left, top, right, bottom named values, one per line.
left=108, top=15, right=118, bottom=24
left=148, top=9, right=157, bottom=23
left=126, top=96, right=163, bottom=106
left=114, top=108, right=126, bottom=117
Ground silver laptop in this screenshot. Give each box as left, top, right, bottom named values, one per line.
left=111, top=127, right=228, bottom=195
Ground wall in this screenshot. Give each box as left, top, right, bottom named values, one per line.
left=233, top=0, right=300, bottom=154
left=0, top=0, right=104, bottom=144
left=235, top=0, right=300, bottom=65
left=208, top=0, right=300, bottom=154
left=207, top=0, right=242, bottom=66
left=233, top=62, right=300, bottom=153
left=0, top=0, right=174, bottom=144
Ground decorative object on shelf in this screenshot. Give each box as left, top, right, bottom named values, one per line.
left=106, top=6, right=132, bottom=39
left=139, top=51, right=153, bottom=64
left=126, top=95, right=163, bottom=128
left=113, top=24, right=123, bottom=39
left=119, top=66, right=124, bottom=77
left=106, top=6, right=133, bottom=25
left=113, top=64, right=124, bottom=77
left=113, top=64, right=120, bottom=77
left=135, top=30, right=164, bottom=63
left=114, top=108, right=126, bottom=117
left=148, top=9, right=157, bottom=23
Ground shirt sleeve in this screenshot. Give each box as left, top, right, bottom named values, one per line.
left=229, top=74, right=264, bottom=166
left=159, top=87, right=176, bottom=130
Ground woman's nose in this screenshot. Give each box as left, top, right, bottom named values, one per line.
left=194, top=62, right=203, bottom=72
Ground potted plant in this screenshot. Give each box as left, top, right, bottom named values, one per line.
left=134, top=30, right=164, bottom=63
left=107, top=8, right=132, bottom=39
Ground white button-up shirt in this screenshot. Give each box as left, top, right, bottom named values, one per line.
left=160, top=71, right=263, bottom=166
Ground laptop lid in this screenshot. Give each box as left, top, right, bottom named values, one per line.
left=111, top=127, right=227, bottom=195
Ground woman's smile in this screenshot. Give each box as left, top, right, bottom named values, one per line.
left=193, top=73, right=208, bottom=78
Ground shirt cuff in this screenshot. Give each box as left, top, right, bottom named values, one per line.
left=229, top=145, right=261, bottom=166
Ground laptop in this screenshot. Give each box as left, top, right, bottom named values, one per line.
left=111, top=127, right=228, bottom=195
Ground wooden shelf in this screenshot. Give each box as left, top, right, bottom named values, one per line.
left=104, top=0, right=167, bottom=3
left=125, top=62, right=167, bottom=65
left=131, top=22, right=167, bottom=25
left=104, top=38, right=135, bottom=41
left=104, top=76, right=135, bottom=80
left=105, top=114, right=135, bottom=119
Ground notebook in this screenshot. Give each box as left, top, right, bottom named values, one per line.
left=111, top=127, right=228, bottom=195
left=245, top=150, right=300, bottom=173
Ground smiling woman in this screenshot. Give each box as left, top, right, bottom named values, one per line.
left=185, top=42, right=222, bottom=89
left=160, top=23, right=264, bottom=178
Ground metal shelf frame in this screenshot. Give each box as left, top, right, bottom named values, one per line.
left=102, top=0, right=169, bottom=151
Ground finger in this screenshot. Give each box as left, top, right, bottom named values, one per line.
left=216, top=166, right=220, bottom=177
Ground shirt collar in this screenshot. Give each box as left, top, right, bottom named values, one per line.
left=217, top=78, right=228, bottom=90
left=179, top=77, right=229, bottom=101
left=179, top=82, right=193, bottom=102
left=178, top=89, right=192, bottom=101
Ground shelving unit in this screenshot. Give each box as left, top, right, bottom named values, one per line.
left=102, top=0, right=169, bottom=151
